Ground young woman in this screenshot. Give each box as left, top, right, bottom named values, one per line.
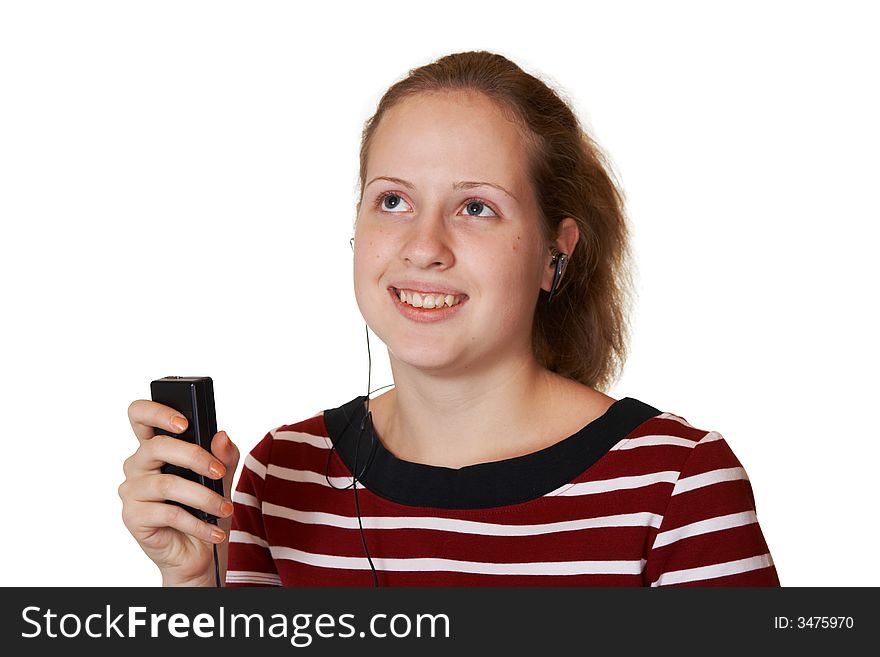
left=121, top=51, right=779, bottom=587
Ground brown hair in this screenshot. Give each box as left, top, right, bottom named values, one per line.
left=356, top=51, right=635, bottom=393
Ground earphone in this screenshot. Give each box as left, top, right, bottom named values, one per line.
left=326, top=237, right=569, bottom=587
left=547, top=248, right=569, bottom=303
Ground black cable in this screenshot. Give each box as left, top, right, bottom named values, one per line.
left=323, top=324, right=393, bottom=587
left=354, top=324, right=379, bottom=586
left=353, top=406, right=379, bottom=587
left=213, top=541, right=221, bottom=587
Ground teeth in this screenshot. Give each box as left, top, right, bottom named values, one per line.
left=395, top=289, right=461, bottom=308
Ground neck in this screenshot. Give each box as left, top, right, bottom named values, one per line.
left=372, top=350, right=567, bottom=468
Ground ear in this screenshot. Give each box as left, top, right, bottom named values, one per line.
left=541, top=217, right=579, bottom=292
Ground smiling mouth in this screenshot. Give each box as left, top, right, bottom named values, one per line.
left=390, top=287, right=468, bottom=309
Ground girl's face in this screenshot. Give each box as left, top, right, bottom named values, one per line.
left=353, top=90, right=549, bottom=375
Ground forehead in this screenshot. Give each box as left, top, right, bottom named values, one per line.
left=367, top=90, right=532, bottom=191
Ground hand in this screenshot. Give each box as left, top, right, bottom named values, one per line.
left=119, top=399, right=240, bottom=586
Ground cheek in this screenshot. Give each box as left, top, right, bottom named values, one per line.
left=494, top=241, right=541, bottom=289
left=353, top=237, right=392, bottom=298
left=488, top=243, right=543, bottom=316
left=355, top=222, right=393, bottom=260
left=352, top=256, right=377, bottom=307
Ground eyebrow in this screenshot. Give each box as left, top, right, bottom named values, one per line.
left=366, top=176, right=519, bottom=202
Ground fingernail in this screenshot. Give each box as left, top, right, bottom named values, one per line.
left=220, top=501, right=234, bottom=516
left=171, top=416, right=187, bottom=432
left=211, top=528, right=226, bottom=543
left=209, top=462, right=226, bottom=479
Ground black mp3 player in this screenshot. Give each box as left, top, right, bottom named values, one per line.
left=150, top=376, right=224, bottom=524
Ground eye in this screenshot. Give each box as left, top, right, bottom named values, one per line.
left=373, top=192, right=499, bottom=217
left=376, top=193, right=412, bottom=213
left=460, top=199, right=498, bottom=218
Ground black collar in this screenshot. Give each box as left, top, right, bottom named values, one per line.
left=323, top=395, right=662, bottom=509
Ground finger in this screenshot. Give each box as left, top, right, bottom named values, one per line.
left=135, top=474, right=234, bottom=520
left=211, top=431, right=241, bottom=499
left=127, top=500, right=227, bottom=545
left=211, top=431, right=240, bottom=472
left=128, top=399, right=189, bottom=443
left=129, top=435, right=226, bottom=480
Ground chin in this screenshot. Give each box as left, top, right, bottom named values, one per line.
left=357, top=292, right=476, bottom=371
left=390, top=351, right=466, bottom=375
left=383, top=334, right=456, bottom=367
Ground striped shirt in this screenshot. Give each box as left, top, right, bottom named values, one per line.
left=226, top=394, right=779, bottom=587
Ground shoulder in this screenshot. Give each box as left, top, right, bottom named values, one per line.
left=242, top=397, right=359, bottom=471
left=613, top=402, right=747, bottom=471
left=623, top=407, right=754, bottom=499
left=629, top=408, right=723, bottom=445
left=638, top=408, right=778, bottom=585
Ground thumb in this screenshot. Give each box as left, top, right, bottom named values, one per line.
left=212, top=430, right=240, bottom=502
left=211, top=430, right=241, bottom=474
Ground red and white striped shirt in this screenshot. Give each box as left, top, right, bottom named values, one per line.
left=226, top=395, right=779, bottom=586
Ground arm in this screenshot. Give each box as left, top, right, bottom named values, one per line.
left=644, top=430, right=780, bottom=586
left=224, top=430, right=283, bottom=586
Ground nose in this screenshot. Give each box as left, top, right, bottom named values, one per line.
left=399, top=205, right=454, bottom=269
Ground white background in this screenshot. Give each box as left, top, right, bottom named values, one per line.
left=1, top=0, right=877, bottom=586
